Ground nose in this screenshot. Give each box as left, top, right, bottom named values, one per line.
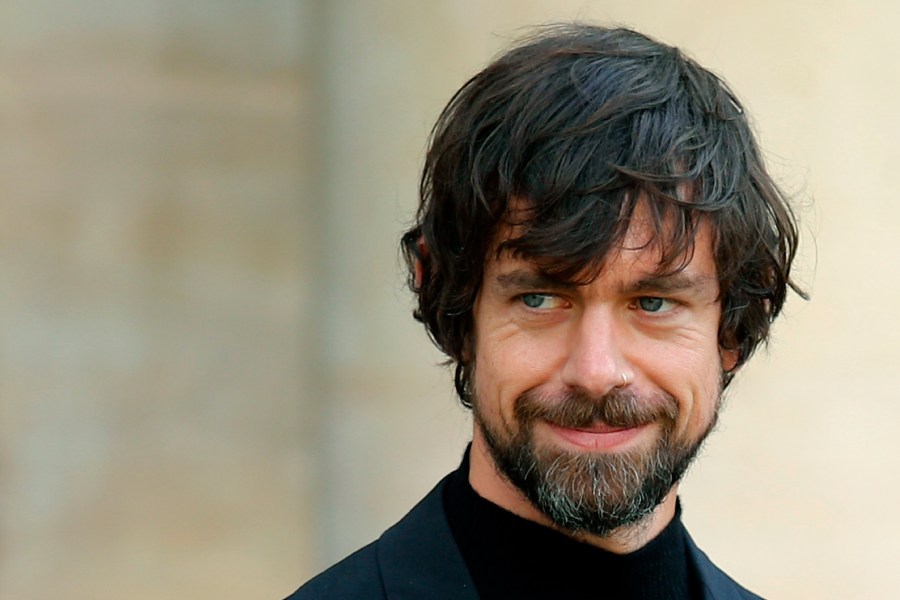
left=560, top=307, right=631, bottom=397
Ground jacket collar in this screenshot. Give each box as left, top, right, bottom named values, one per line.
left=377, top=473, right=478, bottom=600
left=376, top=475, right=759, bottom=600
left=684, top=530, right=762, bottom=600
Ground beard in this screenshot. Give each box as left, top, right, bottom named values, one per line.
left=473, top=385, right=719, bottom=537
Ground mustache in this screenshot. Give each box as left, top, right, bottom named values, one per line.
left=514, top=387, right=678, bottom=430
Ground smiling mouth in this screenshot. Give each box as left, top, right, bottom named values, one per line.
left=543, top=420, right=651, bottom=451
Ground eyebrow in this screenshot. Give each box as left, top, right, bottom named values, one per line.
left=492, top=268, right=717, bottom=296
left=621, top=272, right=718, bottom=296
left=493, top=269, right=578, bottom=292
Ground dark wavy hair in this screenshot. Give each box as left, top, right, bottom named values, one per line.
left=401, top=24, right=805, bottom=406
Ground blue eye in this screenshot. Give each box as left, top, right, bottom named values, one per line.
left=521, top=293, right=550, bottom=308
left=519, top=293, right=562, bottom=310
left=637, top=297, right=671, bottom=312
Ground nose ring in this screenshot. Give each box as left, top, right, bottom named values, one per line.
left=616, top=372, right=629, bottom=388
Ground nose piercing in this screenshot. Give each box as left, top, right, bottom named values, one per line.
left=616, top=373, right=629, bottom=388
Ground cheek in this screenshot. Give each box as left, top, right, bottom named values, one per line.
left=638, top=335, right=722, bottom=431
left=681, top=350, right=723, bottom=433
left=474, top=327, right=564, bottom=417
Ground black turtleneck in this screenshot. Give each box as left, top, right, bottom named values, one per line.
left=442, top=450, right=702, bottom=599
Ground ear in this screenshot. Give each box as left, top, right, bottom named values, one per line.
left=720, top=348, right=740, bottom=373
left=413, top=236, right=429, bottom=289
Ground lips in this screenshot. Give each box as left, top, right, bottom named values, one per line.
left=544, top=420, right=649, bottom=451
left=569, top=420, right=634, bottom=434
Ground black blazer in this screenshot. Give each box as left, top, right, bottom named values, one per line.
left=288, top=476, right=763, bottom=600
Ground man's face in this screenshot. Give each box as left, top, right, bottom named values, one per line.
left=470, top=204, right=736, bottom=536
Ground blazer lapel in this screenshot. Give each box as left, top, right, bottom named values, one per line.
left=375, top=476, right=760, bottom=600
left=376, top=476, right=479, bottom=600
left=684, top=530, right=763, bottom=600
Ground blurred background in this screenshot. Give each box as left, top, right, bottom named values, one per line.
left=0, top=1, right=897, bottom=598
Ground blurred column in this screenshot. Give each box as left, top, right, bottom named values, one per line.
left=0, top=1, right=310, bottom=598
left=309, top=0, right=474, bottom=569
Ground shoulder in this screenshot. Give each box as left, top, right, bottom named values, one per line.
left=285, top=474, right=475, bottom=600
left=684, top=532, right=765, bottom=600
left=285, top=541, right=384, bottom=600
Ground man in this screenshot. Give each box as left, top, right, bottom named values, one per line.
left=291, top=24, right=803, bottom=599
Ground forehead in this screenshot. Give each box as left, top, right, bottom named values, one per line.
left=491, top=199, right=717, bottom=283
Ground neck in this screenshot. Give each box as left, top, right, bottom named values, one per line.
left=468, top=428, right=678, bottom=554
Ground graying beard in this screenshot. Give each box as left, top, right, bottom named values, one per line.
left=478, top=411, right=710, bottom=537
left=474, top=385, right=721, bottom=537
left=523, top=443, right=681, bottom=536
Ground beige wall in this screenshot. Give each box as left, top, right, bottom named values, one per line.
left=0, top=2, right=308, bottom=598
left=1, top=1, right=897, bottom=598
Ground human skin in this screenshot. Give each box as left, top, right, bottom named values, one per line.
left=468, top=202, right=739, bottom=554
